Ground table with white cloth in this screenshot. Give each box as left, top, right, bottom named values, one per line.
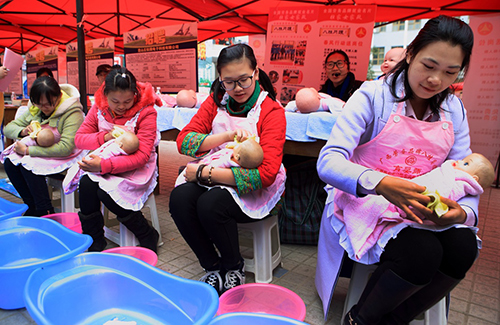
left=156, top=105, right=339, bottom=157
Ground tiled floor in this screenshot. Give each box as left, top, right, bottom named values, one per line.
left=1, top=141, right=499, bottom=324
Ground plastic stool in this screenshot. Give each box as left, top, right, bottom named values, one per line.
left=103, top=194, right=163, bottom=247
left=47, top=174, right=76, bottom=213
left=342, top=262, right=447, bottom=325
left=237, top=214, right=281, bottom=283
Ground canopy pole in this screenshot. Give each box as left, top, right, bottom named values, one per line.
left=76, top=0, right=88, bottom=114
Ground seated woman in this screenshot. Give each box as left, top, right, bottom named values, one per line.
left=1, top=76, right=85, bottom=216
left=169, top=44, right=286, bottom=296
left=75, top=68, right=161, bottom=253
left=315, top=16, right=480, bottom=324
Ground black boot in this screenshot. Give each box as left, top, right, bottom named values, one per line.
left=386, top=270, right=460, bottom=324
left=344, top=269, right=425, bottom=325
left=34, top=207, right=55, bottom=217
left=78, top=211, right=107, bottom=252
left=119, top=211, right=159, bottom=253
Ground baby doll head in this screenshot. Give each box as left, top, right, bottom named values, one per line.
left=35, top=128, right=55, bottom=147
left=452, top=153, right=495, bottom=189
left=295, top=87, right=321, bottom=113
left=380, top=48, right=406, bottom=74
left=232, top=138, right=264, bottom=169
left=176, top=89, right=197, bottom=108
left=115, top=131, right=140, bottom=154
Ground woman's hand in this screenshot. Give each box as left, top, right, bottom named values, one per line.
left=231, top=128, right=253, bottom=143
left=14, top=141, right=28, bottom=156
left=78, top=154, right=102, bottom=173
left=184, top=163, right=201, bottom=183
left=424, top=196, right=467, bottom=226
left=20, top=124, right=34, bottom=137
left=0, top=66, right=8, bottom=79
left=375, top=176, right=429, bottom=224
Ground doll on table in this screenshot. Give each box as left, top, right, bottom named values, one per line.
left=284, top=87, right=344, bottom=113
left=335, top=152, right=495, bottom=261
left=63, top=127, right=140, bottom=194
left=175, top=89, right=209, bottom=108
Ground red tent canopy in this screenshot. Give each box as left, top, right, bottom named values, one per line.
left=1, top=0, right=499, bottom=54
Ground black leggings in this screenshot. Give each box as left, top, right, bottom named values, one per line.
left=169, top=182, right=255, bottom=270
left=4, top=158, right=53, bottom=212
left=78, top=174, right=134, bottom=219
left=379, top=226, right=478, bottom=284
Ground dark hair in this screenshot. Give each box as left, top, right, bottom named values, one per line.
left=95, top=64, right=112, bottom=76
left=36, top=67, right=54, bottom=79
left=212, top=43, right=276, bottom=106
left=325, top=50, right=350, bottom=71
left=389, top=15, right=474, bottom=113
left=104, top=67, right=138, bottom=96
left=29, top=76, right=61, bottom=107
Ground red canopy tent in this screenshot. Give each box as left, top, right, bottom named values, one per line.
left=1, top=0, right=499, bottom=55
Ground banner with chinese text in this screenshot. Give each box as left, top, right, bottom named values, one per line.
left=264, top=5, right=376, bottom=105
left=124, top=23, right=198, bottom=93
left=462, top=13, right=500, bottom=166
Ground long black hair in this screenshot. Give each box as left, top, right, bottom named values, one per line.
left=212, top=43, right=276, bottom=107
left=104, top=67, right=138, bottom=96
left=30, top=76, right=61, bottom=107
left=388, top=15, right=474, bottom=113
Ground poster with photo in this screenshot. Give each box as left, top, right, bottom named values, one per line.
left=66, top=38, right=115, bottom=95
left=26, top=46, right=59, bottom=90
left=462, top=13, right=500, bottom=165
left=124, top=23, right=198, bottom=93
left=264, top=5, right=376, bottom=105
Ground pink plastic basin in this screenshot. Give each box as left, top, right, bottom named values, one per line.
left=218, top=283, right=306, bottom=321
left=41, top=212, right=82, bottom=234
left=103, top=246, right=158, bottom=266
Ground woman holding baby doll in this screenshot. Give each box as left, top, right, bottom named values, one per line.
left=316, top=16, right=481, bottom=324
left=1, top=76, right=85, bottom=216
left=74, top=67, right=161, bottom=253
left=169, top=43, right=286, bottom=295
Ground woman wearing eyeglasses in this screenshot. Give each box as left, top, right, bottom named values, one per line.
left=319, top=49, right=364, bottom=102
left=169, top=43, right=286, bottom=295
left=1, top=76, right=85, bottom=216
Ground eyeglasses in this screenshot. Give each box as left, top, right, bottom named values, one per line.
left=220, top=70, right=256, bottom=91
left=35, top=102, right=55, bottom=109
left=325, top=60, right=346, bottom=69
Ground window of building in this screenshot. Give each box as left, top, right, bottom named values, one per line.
left=408, top=20, right=421, bottom=30
left=371, top=47, right=385, bottom=66
left=392, top=21, right=405, bottom=31
left=374, top=22, right=387, bottom=33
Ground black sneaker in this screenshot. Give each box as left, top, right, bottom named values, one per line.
left=223, top=263, right=245, bottom=292
left=200, top=270, right=223, bottom=295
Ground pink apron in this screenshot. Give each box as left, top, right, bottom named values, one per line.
left=85, top=109, right=158, bottom=211
left=0, top=123, right=87, bottom=176
left=178, top=91, right=286, bottom=219
left=316, top=100, right=474, bottom=317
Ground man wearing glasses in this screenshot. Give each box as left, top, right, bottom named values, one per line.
left=319, top=50, right=364, bottom=102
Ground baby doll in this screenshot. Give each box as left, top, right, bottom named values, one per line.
left=175, top=137, right=264, bottom=187
left=63, top=128, right=140, bottom=194
left=35, top=128, right=56, bottom=147
left=334, top=152, right=494, bottom=261
left=285, top=87, right=344, bottom=113
left=380, top=47, right=406, bottom=76
left=175, top=89, right=209, bottom=108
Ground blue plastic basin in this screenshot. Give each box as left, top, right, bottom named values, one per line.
left=24, top=252, right=219, bottom=325
left=0, top=217, right=92, bottom=309
left=0, top=197, right=28, bottom=221
left=208, top=312, right=309, bottom=325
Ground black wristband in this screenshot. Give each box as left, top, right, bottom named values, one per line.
left=196, top=164, right=207, bottom=182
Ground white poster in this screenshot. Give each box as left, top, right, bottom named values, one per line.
left=264, top=5, right=376, bottom=105
left=462, top=14, right=500, bottom=166
left=124, top=23, right=198, bottom=93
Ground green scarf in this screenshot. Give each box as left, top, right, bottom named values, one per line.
left=226, top=81, right=261, bottom=115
